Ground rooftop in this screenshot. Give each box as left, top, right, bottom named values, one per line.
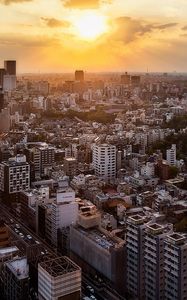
left=128, top=214, right=146, bottom=225
left=167, top=233, right=186, bottom=245
left=39, top=256, right=80, bottom=277
left=6, top=257, right=29, bottom=280
left=76, top=226, right=124, bottom=250
left=146, top=223, right=164, bottom=235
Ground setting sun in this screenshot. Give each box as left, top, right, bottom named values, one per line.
left=73, top=13, right=108, bottom=40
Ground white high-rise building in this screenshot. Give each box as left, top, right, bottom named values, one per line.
left=51, top=187, right=78, bottom=246
left=93, top=144, right=116, bottom=182
left=166, top=144, right=176, bottom=166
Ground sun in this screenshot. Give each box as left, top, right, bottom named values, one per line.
left=73, top=13, right=108, bottom=40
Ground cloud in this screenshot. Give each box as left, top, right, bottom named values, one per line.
left=112, top=17, right=178, bottom=44
left=0, top=0, right=32, bottom=5
left=63, top=0, right=112, bottom=9
left=41, top=17, right=70, bottom=28
left=0, top=34, right=60, bottom=47
left=182, top=25, right=187, bottom=31
left=154, top=23, right=178, bottom=30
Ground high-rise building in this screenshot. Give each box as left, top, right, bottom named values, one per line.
left=25, top=144, right=55, bottom=177
left=93, top=144, right=116, bottom=182
left=2, top=257, right=29, bottom=300
left=164, top=233, right=187, bottom=300
left=144, top=223, right=172, bottom=300
left=4, top=60, right=16, bottom=75
left=131, top=75, right=141, bottom=87
left=75, top=70, right=84, bottom=82
left=126, top=215, right=147, bottom=300
left=121, top=72, right=131, bottom=85
left=51, top=187, right=78, bottom=246
left=0, top=154, right=30, bottom=199
left=38, top=256, right=81, bottom=300
left=166, top=144, right=176, bottom=166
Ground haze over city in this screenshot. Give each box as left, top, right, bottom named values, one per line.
left=1, top=0, right=187, bottom=73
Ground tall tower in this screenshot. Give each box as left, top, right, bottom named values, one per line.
left=75, top=70, right=84, bottom=82
left=4, top=60, right=16, bottom=75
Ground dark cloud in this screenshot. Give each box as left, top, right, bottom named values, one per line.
left=63, top=0, right=112, bottom=9
left=0, top=0, right=32, bottom=5
left=112, top=17, right=178, bottom=44
left=182, top=25, right=187, bottom=31
left=154, top=23, right=178, bottom=30
left=41, top=17, right=70, bottom=28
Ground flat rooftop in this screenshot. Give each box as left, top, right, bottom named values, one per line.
left=167, top=233, right=186, bottom=245
left=128, top=214, right=145, bottom=225
left=146, top=223, right=164, bottom=235
left=39, top=256, right=80, bottom=277
left=76, top=226, right=124, bottom=250
left=6, top=257, right=29, bottom=280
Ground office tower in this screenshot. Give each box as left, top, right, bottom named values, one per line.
left=0, top=68, right=5, bottom=88
left=166, top=144, right=176, bottom=166
left=51, top=187, right=78, bottom=246
left=0, top=154, right=30, bottom=199
left=2, top=257, right=29, bottom=300
left=164, top=233, right=187, bottom=300
left=75, top=70, right=84, bottom=82
left=93, top=144, right=116, bottom=182
left=4, top=60, right=16, bottom=75
left=0, top=220, right=10, bottom=248
left=121, top=72, right=131, bottom=85
left=126, top=215, right=147, bottom=300
left=3, top=75, right=16, bottom=91
left=38, top=256, right=81, bottom=300
left=144, top=223, right=172, bottom=300
left=63, top=157, right=77, bottom=179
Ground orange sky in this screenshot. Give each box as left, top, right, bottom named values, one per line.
left=0, top=0, right=187, bottom=73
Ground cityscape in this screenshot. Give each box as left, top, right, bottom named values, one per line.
left=1, top=1, right=187, bottom=300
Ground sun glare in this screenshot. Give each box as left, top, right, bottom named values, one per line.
left=73, top=13, right=108, bottom=40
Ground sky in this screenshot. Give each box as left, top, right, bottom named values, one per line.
left=0, top=0, right=187, bottom=73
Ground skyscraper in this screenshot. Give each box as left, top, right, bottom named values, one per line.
left=4, top=60, right=16, bottom=75
left=75, top=70, right=84, bottom=82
